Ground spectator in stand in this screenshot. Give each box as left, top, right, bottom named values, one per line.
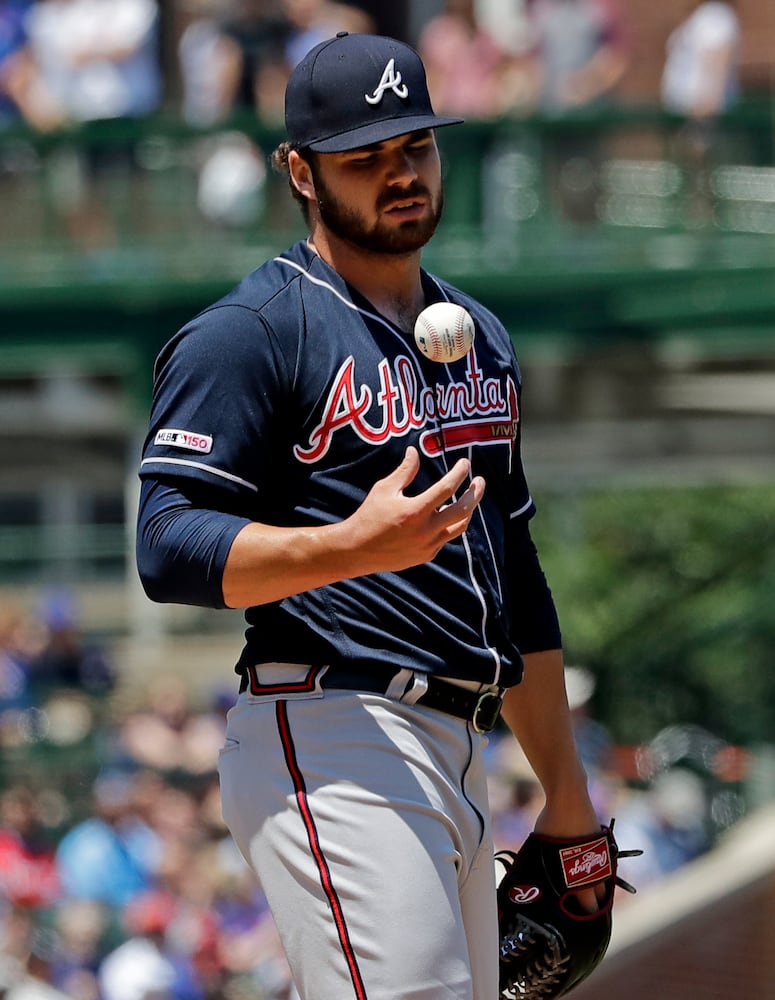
left=614, top=767, right=711, bottom=890
left=0, top=0, right=29, bottom=124
left=220, top=0, right=373, bottom=125
left=24, top=0, right=162, bottom=124
left=280, top=0, right=374, bottom=71
left=0, top=905, right=73, bottom=1000
left=54, top=771, right=161, bottom=909
left=564, top=665, right=618, bottom=818
left=176, top=1, right=270, bottom=230
left=485, top=736, right=545, bottom=853
left=661, top=0, right=741, bottom=221
left=518, top=0, right=629, bottom=114
left=417, top=0, right=512, bottom=119
left=188, top=0, right=373, bottom=233
left=177, top=0, right=243, bottom=128
left=219, top=0, right=292, bottom=121
left=46, top=900, right=108, bottom=1000
left=115, top=675, right=227, bottom=776
left=516, top=0, right=631, bottom=222
left=661, top=0, right=741, bottom=122
left=0, top=787, right=60, bottom=910
left=563, top=665, right=614, bottom=778
left=0, top=643, right=297, bottom=996
left=27, top=592, right=114, bottom=698
left=23, top=0, right=163, bottom=244
left=97, top=890, right=195, bottom=1000
left=0, top=0, right=62, bottom=130
left=0, top=602, right=34, bottom=719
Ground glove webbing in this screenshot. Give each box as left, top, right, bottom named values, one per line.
left=500, top=912, right=569, bottom=998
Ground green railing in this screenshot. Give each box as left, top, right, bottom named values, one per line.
left=1, top=103, right=774, bottom=341
left=2, top=100, right=775, bottom=286
left=2, top=102, right=775, bottom=586
left=3, top=100, right=775, bottom=344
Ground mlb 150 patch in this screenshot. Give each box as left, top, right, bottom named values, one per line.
left=154, top=429, right=213, bottom=453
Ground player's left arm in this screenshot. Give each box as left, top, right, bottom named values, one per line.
left=500, top=650, right=602, bottom=912
left=500, top=651, right=598, bottom=837
left=502, top=516, right=601, bottom=907
left=502, top=522, right=597, bottom=837
left=501, top=339, right=602, bottom=904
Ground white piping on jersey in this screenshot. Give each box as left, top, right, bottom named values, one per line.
left=275, top=256, right=456, bottom=339
left=275, top=256, right=402, bottom=335
left=140, top=457, right=258, bottom=492
left=461, top=486, right=504, bottom=685
left=510, top=496, right=533, bottom=520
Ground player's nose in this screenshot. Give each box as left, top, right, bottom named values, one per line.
left=385, top=148, right=419, bottom=184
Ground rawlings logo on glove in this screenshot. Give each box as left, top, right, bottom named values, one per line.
left=508, top=885, right=542, bottom=905
left=496, top=820, right=642, bottom=999
left=560, top=836, right=612, bottom=888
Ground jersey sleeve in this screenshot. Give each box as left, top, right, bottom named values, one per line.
left=505, top=517, right=561, bottom=654
left=139, top=302, right=293, bottom=506
left=135, top=478, right=250, bottom=608
left=501, top=328, right=560, bottom=653
left=137, top=300, right=294, bottom=607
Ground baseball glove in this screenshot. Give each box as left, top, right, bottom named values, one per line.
left=496, top=819, right=641, bottom=999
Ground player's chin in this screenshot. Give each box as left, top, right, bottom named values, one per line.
left=377, top=218, right=438, bottom=254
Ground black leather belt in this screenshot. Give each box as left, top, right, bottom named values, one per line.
left=240, top=663, right=504, bottom=734
left=326, top=667, right=504, bottom=734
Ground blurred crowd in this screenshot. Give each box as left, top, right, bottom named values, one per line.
left=0, top=0, right=743, bottom=132
left=1, top=593, right=295, bottom=1000
left=0, top=1, right=745, bottom=239
left=1, top=591, right=739, bottom=1000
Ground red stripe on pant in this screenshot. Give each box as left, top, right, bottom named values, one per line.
left=276, top=699, right=368, bottom=1000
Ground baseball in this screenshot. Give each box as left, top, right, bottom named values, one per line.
left=414, top=302, right=475, bottom=363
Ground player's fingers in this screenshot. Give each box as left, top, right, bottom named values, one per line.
left=383, top=446, right=421, bottom=494
left=571, top=886, right=601, bottom=914
left=416, top=457, right=473, bottom=511
left=437, top=476, right=485, bottom=534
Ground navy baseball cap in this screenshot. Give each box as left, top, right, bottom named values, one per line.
left=285, top=32, right=463, bottom=153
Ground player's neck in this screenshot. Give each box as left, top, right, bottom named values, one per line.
left=307, top=233, right=425, bottom=331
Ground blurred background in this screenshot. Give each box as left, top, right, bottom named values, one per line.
left=1, top=1, right=774, bottom=998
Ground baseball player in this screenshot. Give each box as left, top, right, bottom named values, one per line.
left=136, top=32, right=601, bottom=1000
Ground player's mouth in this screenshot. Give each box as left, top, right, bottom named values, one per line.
left=384, top=198, right=427, bottom=220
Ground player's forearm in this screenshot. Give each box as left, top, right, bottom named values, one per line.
left=224, top=447, right=484, bottom=606
left=501, top=650, right=597, bottom=835
left=137, top=489, right=363, bottom=609
left=138, top=450, right=482, bottom=609
left=221, top=518, right=367, bottom=608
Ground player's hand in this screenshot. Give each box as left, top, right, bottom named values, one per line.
left=346, top=446, right=485, bottom=574
left=534, top=800, right=606, bottom=913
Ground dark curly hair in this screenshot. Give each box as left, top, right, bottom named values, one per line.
left=271, top=141, right=317, bottom=223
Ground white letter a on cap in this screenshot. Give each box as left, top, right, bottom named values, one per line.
left=365, top=58, right=409, bottom=105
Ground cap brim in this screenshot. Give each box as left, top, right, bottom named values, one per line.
left=306, top=115, right=464, bottom=153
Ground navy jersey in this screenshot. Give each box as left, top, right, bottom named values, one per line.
left=137, top=240, right=559, bottom=687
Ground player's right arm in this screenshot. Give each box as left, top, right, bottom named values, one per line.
left=137, top=446, right=484, bottom=610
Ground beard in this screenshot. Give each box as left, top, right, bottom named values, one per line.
left=310, top=167, right=444, bottom=255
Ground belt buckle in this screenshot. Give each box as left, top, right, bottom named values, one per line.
left=472, top=690, right=502, bottom=734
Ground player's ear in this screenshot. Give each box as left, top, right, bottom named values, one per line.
left=288, top=149, right=316, bottom=204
